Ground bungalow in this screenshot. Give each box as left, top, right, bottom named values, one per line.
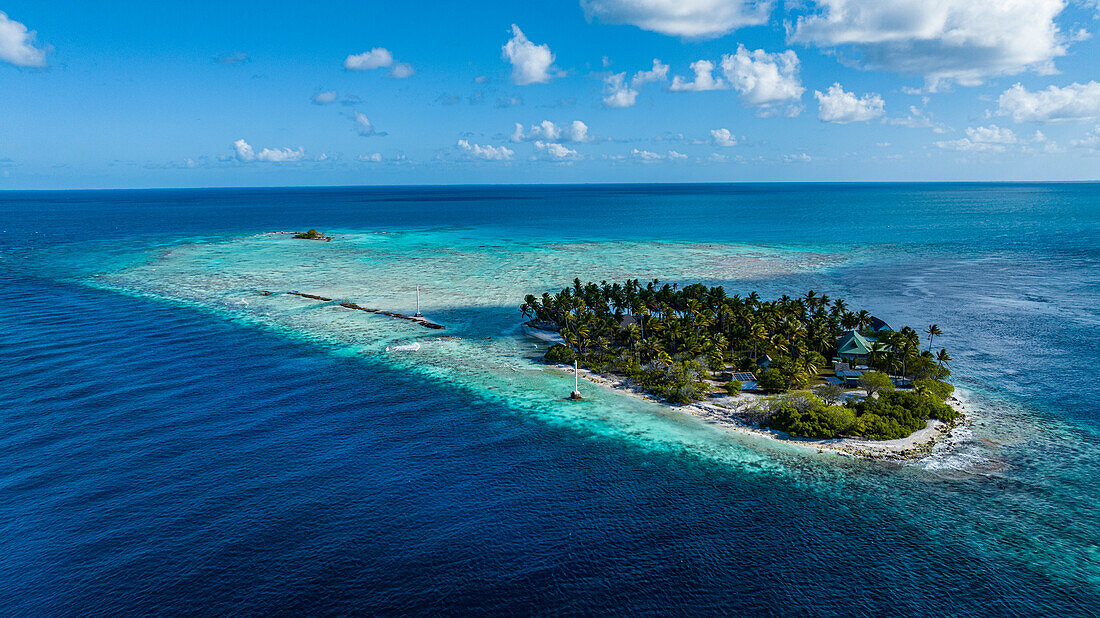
left=836, top=330, right=874, bottom=364
left=866, top=316, right=892, bottom=334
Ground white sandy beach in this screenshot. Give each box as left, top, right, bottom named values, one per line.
left=561, top=363, right=970, bottom=461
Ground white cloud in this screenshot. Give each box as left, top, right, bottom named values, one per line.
left=580, top=0, right=773, bottom=39
left=632, top=59, right=669, bottom=86
left=358, top=153, right=383, bottom=162
left=390, top=62, right=415, bottom=78
left=512, top=120, right=590, bottom=142
left=720, top=45, right=804, bottom=109
left=312, top=90, right=338, bottom=105
left=502, top=25, right=557, bottom=85
left=782, top=153, right=812, bottom=163
left=568, top=120, right=589, bottom=142
left=710, top=128, right=738, bottom=146
left=889, top=104, right=948, bottom=132
left=0, top=11, right=49, bottom=68
left=534, top=141, right=581, bottom=160
left=603, top=74, right=636, bottom=107
left=457, top=140, right=515, bottom=160
left=344, top=48, right=414, bottom=77
left=789, top=0, right=1069, bottom=87
left=233, top=139, right=304, bottom=163
left=234, top=140, right=254, bottom=161
left=631, top=148, right=663, bottom=161
left=344, top=48, right=394, bottom=70
left=354, top=111, right=383, bottom=136
left=936, top=124, right=1018, bottom=151
left=996, top=81, right=1100, bottom=122
left=667, top=150, right=688, bottom=160
left=1072, top=126, right=1100, bottom=150
left=603, top=59, right=671, bottom=107
left=670, top=59, right=727, bottom=92
left=814, top=83, right=885, bottom=123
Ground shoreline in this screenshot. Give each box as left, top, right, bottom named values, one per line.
left=559, top=362, right=969, bottom=462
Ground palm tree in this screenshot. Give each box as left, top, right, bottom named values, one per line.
left=525, top=278, right=953, bottom=403
left=856, top=310, right=872, bottom=332
left=925, top=324, right=943, bottom=352
left=868, top=340, right=889, bottom=371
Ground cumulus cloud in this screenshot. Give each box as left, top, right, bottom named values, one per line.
left=233, top=139, right=305, bottom=163
left=996, top=81, right=1100, bottom=122
left=814, top=83, right=885, bottom=123
left=0, top=11, right=49, bottom=68
left=603, top=59, right=669, bottom=107
left=667, top=150, right=688, bottom=160
left=457, top=140, right=515, bottom=160
left=789, top=0, right=1070, bottom=87
left=568, top=120, right=590, bottom=142
left=670, top=60, right=727, bottom=92
left=353, top=111, right=384, bottom=137
left=344, top=47, right=414, bottom=77
left=782, top=153, right=812, bottom=163
left=357, top=153, right=384, bottom=162
left=710, top=128, right=738, bottom=146
left=631, top=148, right=663, bottom=161
left=719, top=45, right=804, bottom=112
left=534, top=141, right=581, bottom=160
left=512, top=120, right=590, bottom=142
left=580, top=0, right=773, bottom=39
left=936, top=125, right=1018, bottom=152
left=344, top=48, right=393, bottom=70
left=502, top=25, right=558, bottom=85
left=312, top=90, right=338, bottom=105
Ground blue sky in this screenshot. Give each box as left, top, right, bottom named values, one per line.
left=1, top=0, right=1099, bottom=188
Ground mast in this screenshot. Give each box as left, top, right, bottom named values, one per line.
left=570, top=359, right=582, bottom=400
left=415, top=285, right=422, bottom=317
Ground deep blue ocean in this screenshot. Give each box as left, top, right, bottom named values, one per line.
left=2, top=184, right=1098, bottom=615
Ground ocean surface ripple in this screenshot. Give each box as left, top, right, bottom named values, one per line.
left=1, top=184, right=1098, bottom=615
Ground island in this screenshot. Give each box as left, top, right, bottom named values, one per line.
left=293, top=229, right=333, bottom=241
left=522, top=279, right=962, bottom=457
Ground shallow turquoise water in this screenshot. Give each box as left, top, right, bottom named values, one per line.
left=2, top=184, right=1098, bottom=614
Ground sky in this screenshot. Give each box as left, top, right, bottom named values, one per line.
left=1, top=0, right=1099, bottom=189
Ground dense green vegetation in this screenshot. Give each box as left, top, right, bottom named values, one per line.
left=761, top=382, right=959, bottom=440
left=522, top=278, right=956, bottom=438
left=293, top=229, right=331, bottom=241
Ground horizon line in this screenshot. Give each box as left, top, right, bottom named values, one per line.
left=3, top=179, right=1100, bottom=193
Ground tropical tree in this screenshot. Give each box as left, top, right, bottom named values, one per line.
left=859, top=371, right=895, bottom=399
left=925, top=324, right=943, bottom=352
left=518, top=279, right=951, bottom=404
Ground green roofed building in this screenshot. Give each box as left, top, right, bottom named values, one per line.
left=836, top=330, right=874, bottom=364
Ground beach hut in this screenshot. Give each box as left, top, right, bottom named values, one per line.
left=836, top=331, right=873, bottom=364
left=755, top=354, right=774, bottom=369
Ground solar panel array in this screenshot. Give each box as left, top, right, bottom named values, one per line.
left=732, top=372, right=756, bottom=382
